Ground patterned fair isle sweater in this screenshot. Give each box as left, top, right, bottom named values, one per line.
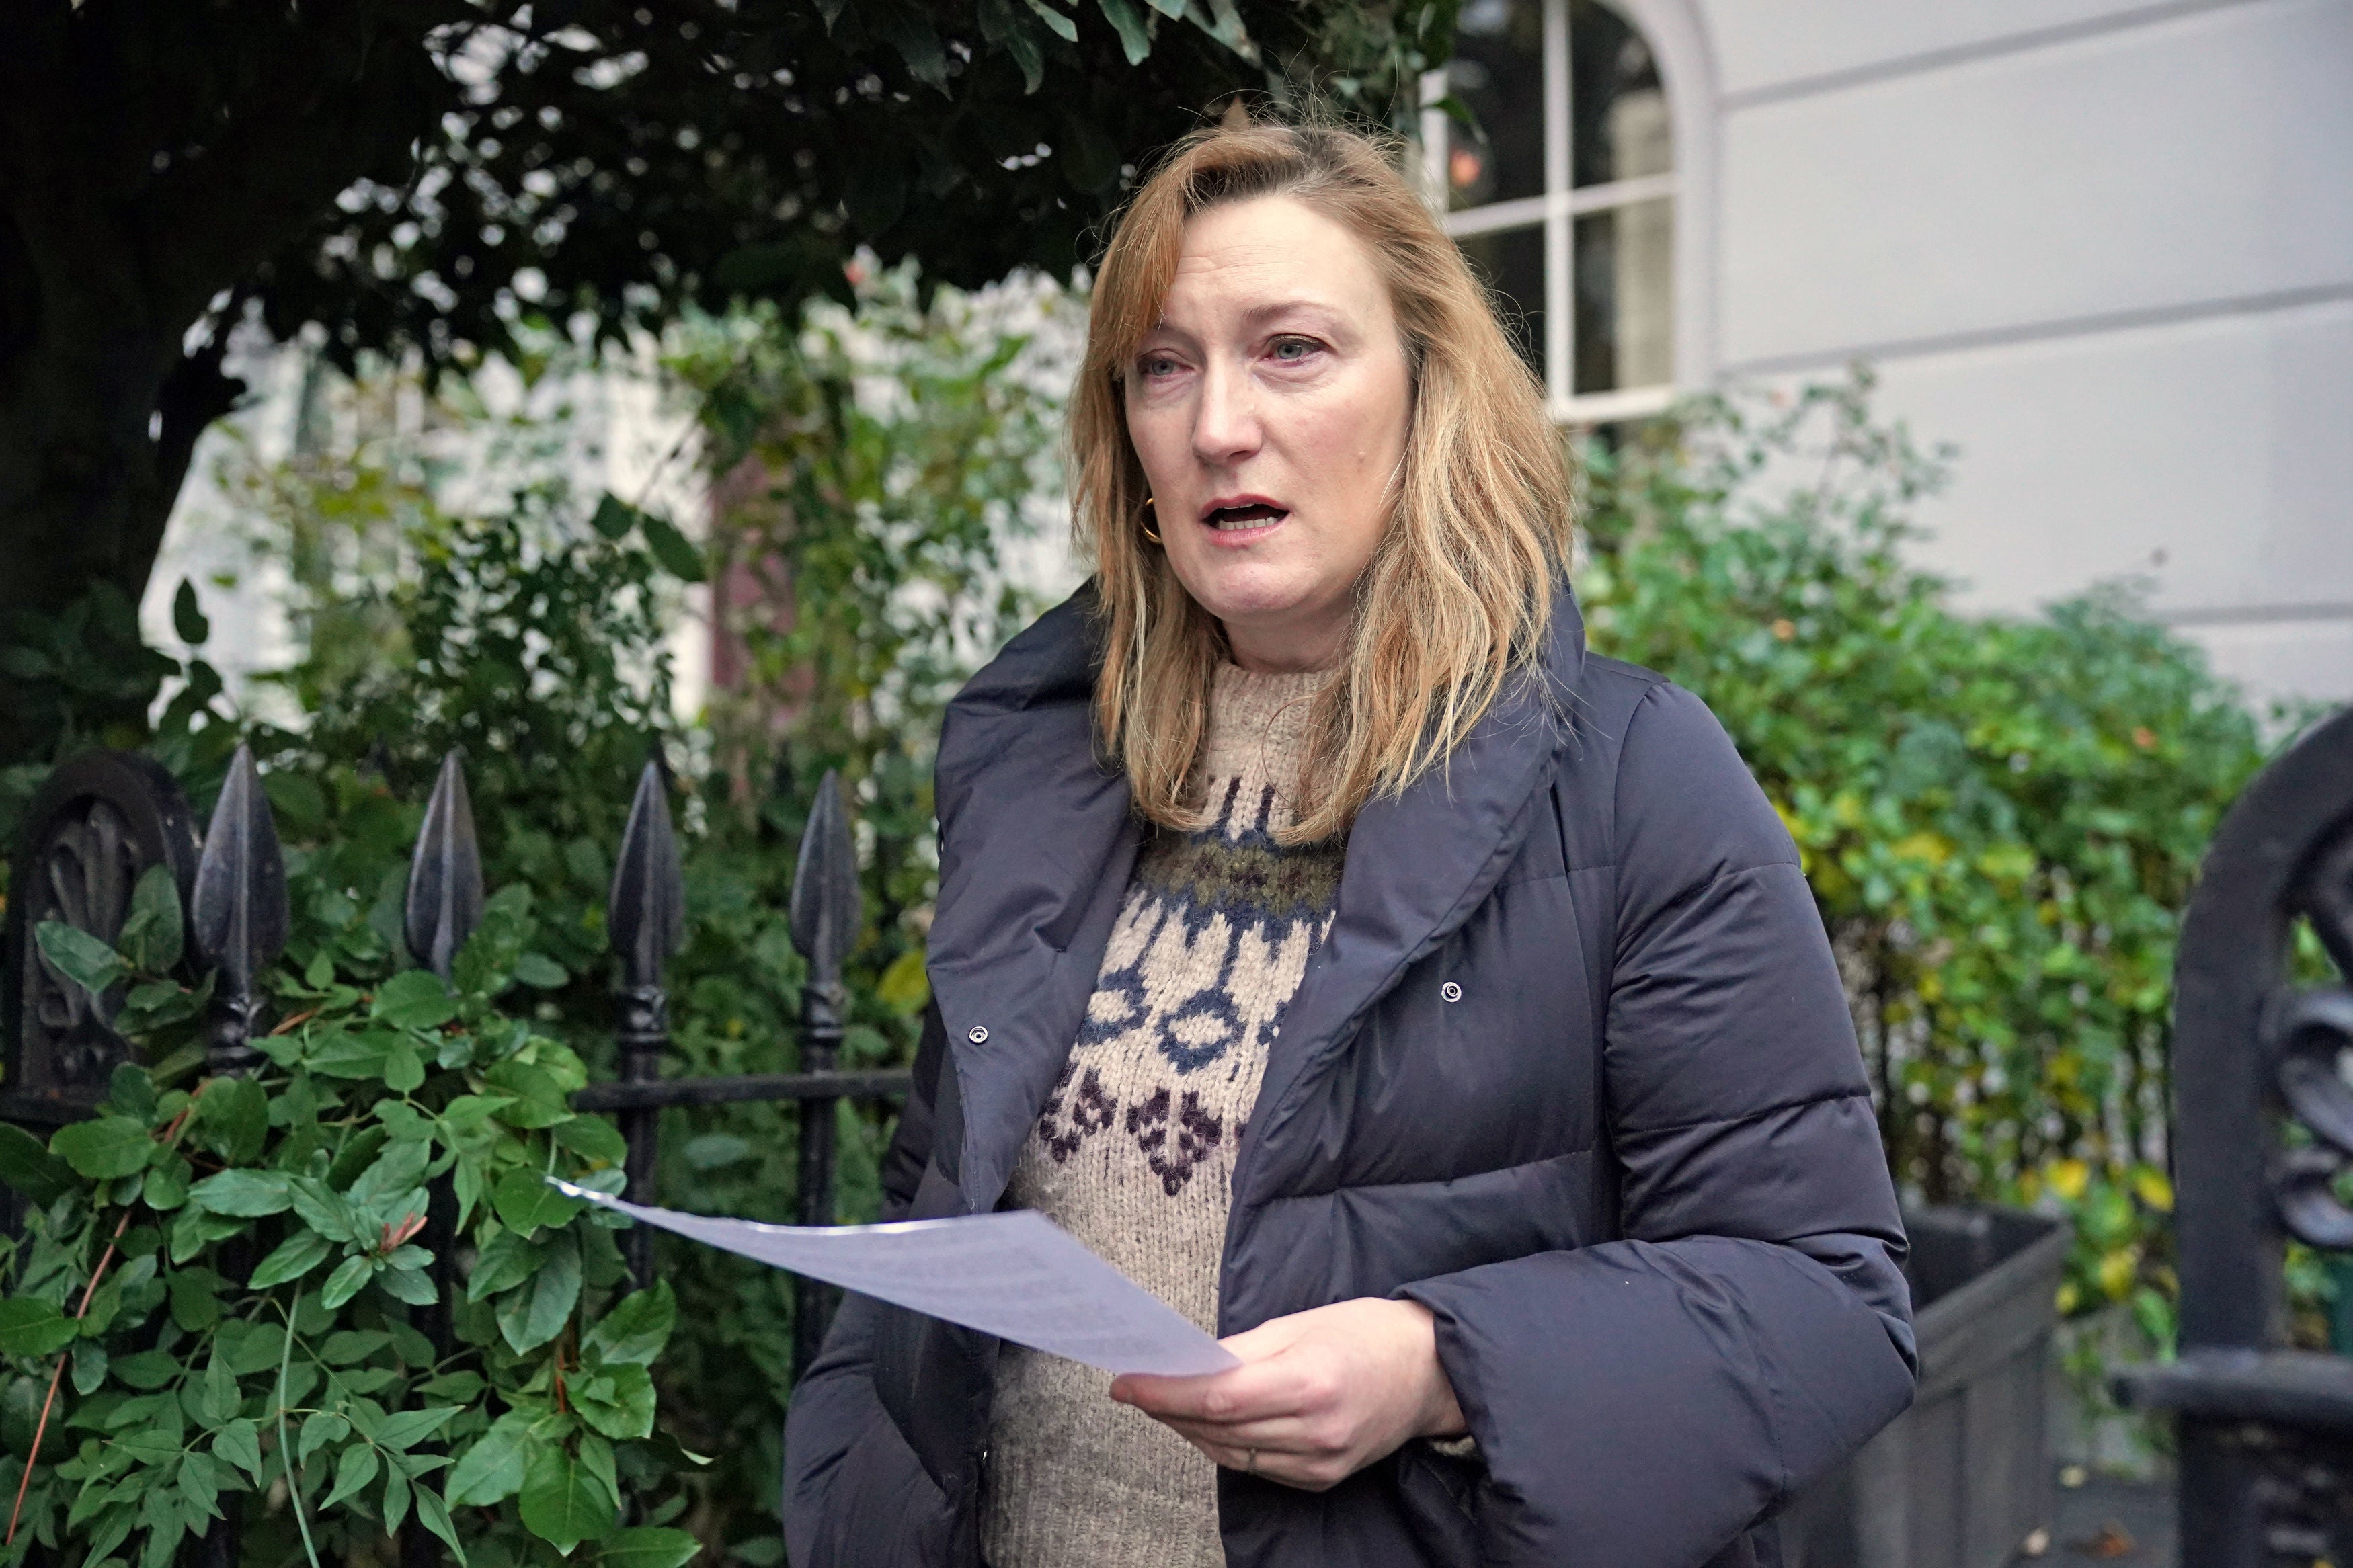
left=982, top=662, right=1346, bottom=1568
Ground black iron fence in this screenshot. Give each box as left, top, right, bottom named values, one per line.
left=2, top=743, right=908, bottom=1389
left=2113, top=703, right=2353, bottom=1565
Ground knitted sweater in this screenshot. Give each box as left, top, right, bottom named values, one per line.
left=982, top=663, right=1345, bottom=1568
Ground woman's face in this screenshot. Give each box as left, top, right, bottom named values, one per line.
left=1123, top=194, right=1414, bottom=673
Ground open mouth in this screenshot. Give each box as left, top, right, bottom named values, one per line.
left=1203, top=502, right=1288, bottom=530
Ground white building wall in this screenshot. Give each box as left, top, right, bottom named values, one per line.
left=1689, top=0, right=2353, bottom=706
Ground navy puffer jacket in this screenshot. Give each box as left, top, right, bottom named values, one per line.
left=783, top=583, right=1917, bottom=1567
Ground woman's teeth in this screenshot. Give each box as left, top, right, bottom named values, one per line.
left=1207, top=504, right=1286, bottom=529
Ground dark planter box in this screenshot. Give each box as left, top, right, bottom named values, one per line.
left=1782, top=1205, right=2073, bottom=1568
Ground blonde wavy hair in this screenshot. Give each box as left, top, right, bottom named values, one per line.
left=1072, top=114, right=1574, bottom=845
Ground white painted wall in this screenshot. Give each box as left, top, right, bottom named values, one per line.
left=1683, top=0, right=2353, bottom=706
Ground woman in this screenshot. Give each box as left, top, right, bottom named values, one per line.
left=784, top=118, right=1916, bottom=1568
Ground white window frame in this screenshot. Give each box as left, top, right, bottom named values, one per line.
left=1421, top=0, right=1681, bottom=427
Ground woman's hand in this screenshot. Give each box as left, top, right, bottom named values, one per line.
left=1108, top=1298, right=1467, bottom=1491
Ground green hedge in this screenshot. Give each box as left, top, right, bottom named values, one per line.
left=1579, top=372, right=2270, bottom=1347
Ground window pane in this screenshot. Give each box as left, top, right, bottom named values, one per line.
left=1460, top=224, right=1547, bottom=383
left=1571, top=1, right=1671, bottom=188
left=1447, top=0, right=1546, bottom=209
left=1572, top=198, right=1673, bottom=393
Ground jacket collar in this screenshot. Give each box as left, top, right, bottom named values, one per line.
left=924, top=582, right=1587, bottom=1213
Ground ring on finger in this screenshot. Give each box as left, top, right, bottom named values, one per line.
left=1246, top=1447, right=1259, bottom=1475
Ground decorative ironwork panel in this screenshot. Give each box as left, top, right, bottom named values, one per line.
left=2114, top=706, right=2353, bottom=1565
left=3, top=751, right=200, bottom=1120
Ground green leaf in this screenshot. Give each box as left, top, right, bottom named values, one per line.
left=51, top=1116, right=151, bottom=1180
left=222, top=1320, right=285, bottom=1375
left=320, top=1330, right=391, bottom=1366
left=376, top=1266, right=438, bottom=1306
left=327, top=1125, right=390, bottom=1190
left=319, top=1256, right=375, bottom=1311
left=323, top=1440, right=381, bottom=1509
left=445, top=1411, right=533, bottom=1506
left=36, top=921, right=124, bottom=998
left=195, top=1347, right=238, bottom=1429
left=0, top=1298, right=81, bottom=1356
left=589, top=492, right=637, bottom=540
left=177, top=1447, right=223, bottom=1521
left=288, top=1177, right=360, bottom=1245
left=71, top=1339, right=107, bottom=1395
left=195, top=1076, right=268, bottom=1165
left=169, top=1204, right=244, bottom=1265
left=975, top=0, right=1046, bottom=91
left=1096, top=0, right=1150, bottom=62
left=1023, top=0, right=1079, bottom=42
left=553, top=1116, right=628, bottom=1167
left=112, top=1349, right=177, bottom=1389
left=78, top=1271, right=122, bottom=1335
left=307, top=1028, right=395, bottom=1079
left=483, top=1061, right=571, bottom=1128
left=602, top=1527, right=703, bottom=1568
left=212, top=1418, right=264, bottom=1482
left=637, top=513, right=706, bottom=583
left=168, top=1268, right=224, bottom=1331
left=299, top=1411, right=350, bottom=1463
left=582, top=1281, right=674, bottom=1367
left=378, top=1406, right=459, bottom=1451
left=187, top=1168, right=292, bottom=1217
left=571, top=1363, right=655, bottom=1440
left=681, top=1132, right=751, bottom=1171
left=141, top=1160, right=189, bottom=1213
left=518, top=1446, right=616, bottom=1551
left=383, top=1039, right=426, bottom=1093
left=142, top=1476, right=187, bottom=1567
left=513, top=952, right=569, bottom=988
left=465, top=1229, right=541, bottom=1302
left=0, top=1124, right=77, bottom=1204
left=374, top=970, right=458, bottom=1031
left=420, top=1370, right=485, bottom=1403
left=384, top=1460, right=414, bottom=1534
left=247, top=1228, right=333, bottom=1289
left=494, top=1169, right=585, bottom=1237
left=171, top=578, right=210, bottom=645
left=107, top=1059, right=159, bottom=1125
left=497, top=1230, right=582, bottom=1354
left=347, top=1139, right=430, bottom=1213
left=117, top=866, right=184, bottom=975
left=415, top=1480, right=469, bottom=1566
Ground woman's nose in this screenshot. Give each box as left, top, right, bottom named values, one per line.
left=1191, top=359, right=1262, bottom=465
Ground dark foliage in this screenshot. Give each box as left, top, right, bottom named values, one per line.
left=0, top=0, right=1457, bottom=764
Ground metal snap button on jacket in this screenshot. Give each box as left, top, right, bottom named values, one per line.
left=1441, top=981, right=1463, bottom=1002
left=967, top=1025, right=989, bottom=1044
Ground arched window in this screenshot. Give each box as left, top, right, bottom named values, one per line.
left=1424, top=0, right=1677, bottom=425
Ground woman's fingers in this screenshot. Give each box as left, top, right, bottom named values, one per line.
left=1109, top=1356, right=1314, bottom=1425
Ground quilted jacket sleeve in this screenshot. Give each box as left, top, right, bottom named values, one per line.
left=1401, top=681, right=1917, bottom=1568
left=782, top=1005, right=956, bottom=1568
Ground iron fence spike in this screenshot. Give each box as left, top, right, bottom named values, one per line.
left=189, top=745, right=289, bottom=1071
left=610, top=758, right=686, bottom=990
left=405, top=750, right=485, bottom=980
left=789, top=769, right=860, bottom=989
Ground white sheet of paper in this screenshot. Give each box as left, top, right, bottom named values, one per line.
left=547, top=1179, right=1240, bottom=1378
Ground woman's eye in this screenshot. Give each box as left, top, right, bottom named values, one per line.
left=1140, top=354, right=1181, bottom=378
left=1269, top=337, right=1320, bottom=363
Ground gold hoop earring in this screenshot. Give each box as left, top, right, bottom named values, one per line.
left=1140, top=494, right=1162, bottom=546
